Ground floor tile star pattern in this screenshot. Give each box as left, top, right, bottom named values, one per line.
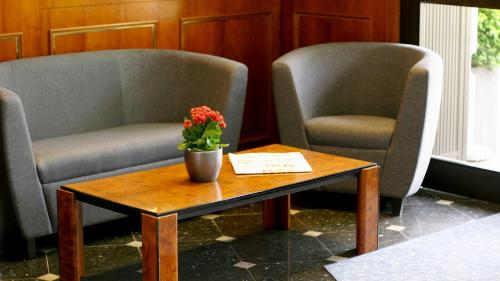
left=386, top=225, right=406, bottom=232
left=201, top=214, right=221, bottom=220
left=126, top=241, right=142, bottom=248
left=435, top=199, right=454, bottom=206
left=303, top=231, right=323, bottom=237
left=326, top=255, right=349, bottom=262
left=233, top=261, right=257, bottom=269
left=215, top=236, right=236, bottom=243
left=37, top=273, right=60, bottom=281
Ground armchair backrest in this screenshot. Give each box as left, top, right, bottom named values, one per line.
left=277, top=43, right=427, bottom=120
left=0, top=50, right=247, bottom=143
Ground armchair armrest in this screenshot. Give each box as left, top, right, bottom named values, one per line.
left=272, top=61, right=310, bottom=149
left=381, top=54, right=443, bottom=198
left=0, top=88, right=52, bottom=239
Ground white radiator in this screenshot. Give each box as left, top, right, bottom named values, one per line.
left=419, top=3, right=477, bottom=160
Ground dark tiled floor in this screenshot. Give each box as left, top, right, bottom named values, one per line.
left=1, top=188, right=500, bottom=281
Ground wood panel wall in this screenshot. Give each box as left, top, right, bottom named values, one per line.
left=0, top=0, right=399, bottom=148
left=282, top=0, right=400, bottom=52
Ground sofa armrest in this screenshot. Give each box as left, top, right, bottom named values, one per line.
left=180, top=56, right=248, bottom=153
left=0, top=88, right=53, bottom=239
left=224, top=63, right=248, bottom=153
left=118, top=50, right=249, bottom=153
left=380, top=54, right=443, bottom=198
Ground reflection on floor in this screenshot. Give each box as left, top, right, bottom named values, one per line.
left=434, top=154, right=500, bottom=173
left=1, top=188, right=500, bottom=281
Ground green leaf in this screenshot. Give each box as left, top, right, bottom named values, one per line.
left=472, top=8, right=500, bottom=69
left=179, top=116, right=230, bottom=151
left=177, top=142, right=186, bottom=150
left=182, top=128, right=198, bottom=142
left=201, top=122, right=221, bottom=138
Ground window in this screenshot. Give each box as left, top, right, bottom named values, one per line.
left=420, top=3, right=500, bottom=171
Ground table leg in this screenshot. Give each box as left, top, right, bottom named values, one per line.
left=57, top=189, right=84, bottom=281
left=263, top=194, right=291, bottom=230
left=142, top=213, right=178, bottom=281
left=356, top=166, right=380, bottom=254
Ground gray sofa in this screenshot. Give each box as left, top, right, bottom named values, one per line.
left=273, top=43, right=443, bottom=215
left=0, top=49, right=248, bottom=255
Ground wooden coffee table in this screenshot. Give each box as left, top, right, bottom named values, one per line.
left=57, top=144, right=379, bottom=281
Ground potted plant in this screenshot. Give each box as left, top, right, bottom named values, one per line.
left=178, top=106, right=228, bottom=182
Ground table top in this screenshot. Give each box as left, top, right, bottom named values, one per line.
left=62, top=144, right=374, bottom=217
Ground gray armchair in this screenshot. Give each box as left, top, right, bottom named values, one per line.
left=272, top=43, right=443, bottom=215
left=0, top=49, right=248, bottom=256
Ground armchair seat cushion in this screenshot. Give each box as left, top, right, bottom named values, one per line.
left=33, top=123, right=184, bottom=183
left=305, top=115, right=396, bottom=150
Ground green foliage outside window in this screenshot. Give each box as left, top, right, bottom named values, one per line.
left=472, top=8, right=500, bottom=69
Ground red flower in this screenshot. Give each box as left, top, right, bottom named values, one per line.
left=183, top=119, right=193, bottom=129
left=188, top=105, right=227, bottom=128
left=208, top=110, right=224, bottom=123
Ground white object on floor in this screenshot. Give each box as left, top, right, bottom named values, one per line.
left=325, top=213, right=500, bottom=281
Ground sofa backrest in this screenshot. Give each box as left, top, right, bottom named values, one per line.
left=0, top=50, right=246, bottom=141
left=0, top=52, right=124, bottom=140
left=114, top=51, right=242, bottom=126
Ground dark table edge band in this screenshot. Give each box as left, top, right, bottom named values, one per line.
left=61, top=164, right=376, bottom=220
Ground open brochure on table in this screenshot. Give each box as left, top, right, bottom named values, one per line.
left=228, top=152, right=313, bottom=175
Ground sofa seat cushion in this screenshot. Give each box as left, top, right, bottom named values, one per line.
left=305, top=115, right=396, bottom=150
left=33, top=123, right=184, bottom=183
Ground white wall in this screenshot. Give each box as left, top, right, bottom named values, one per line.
left=469, top=67, right=500, bottom=160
